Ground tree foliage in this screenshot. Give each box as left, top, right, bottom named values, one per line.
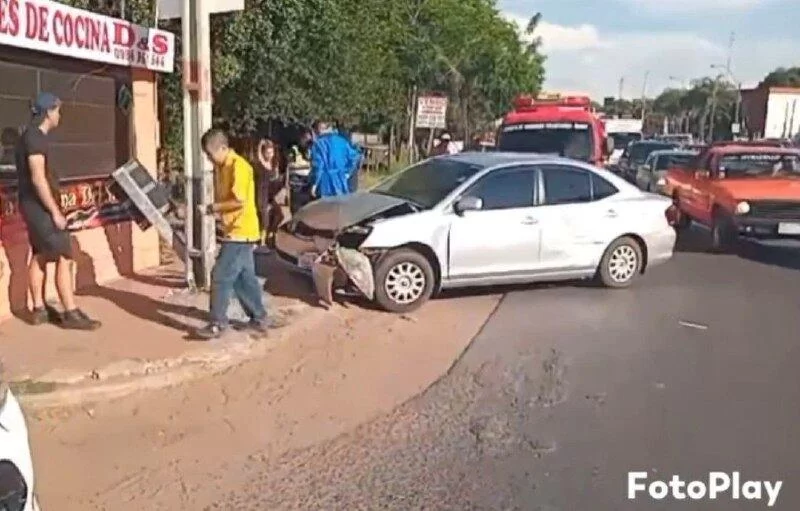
left=61, top=0, right=544, bottom=160
left=646, top=77, right=738, bottom=140
left=760, top=67, right=800, bottom=88
left=211, top=0, right=544, bottom=137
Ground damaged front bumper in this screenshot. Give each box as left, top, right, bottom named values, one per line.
left=275, top=225, right=378, bottom=307
left=311, top=245, right=375, bottom=306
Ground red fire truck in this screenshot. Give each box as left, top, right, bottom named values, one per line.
left=496, top=93, right=614, bottom=167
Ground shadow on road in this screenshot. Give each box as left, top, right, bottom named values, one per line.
left=675, top=224, right=800, bottom=271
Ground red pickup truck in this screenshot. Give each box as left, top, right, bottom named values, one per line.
left=663, top=141, right=800, bottom=251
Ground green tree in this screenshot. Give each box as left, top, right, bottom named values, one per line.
left=651, top=77, right=737, bottom=140
left=760, top=67, right=800, bottom=88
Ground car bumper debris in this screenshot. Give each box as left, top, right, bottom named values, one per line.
left=308, top=245, right=375, bottom=307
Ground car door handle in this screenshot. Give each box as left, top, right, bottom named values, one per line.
left=521, top=216, right=538, bottom=225
left=605, top=209, right=618, bottom=218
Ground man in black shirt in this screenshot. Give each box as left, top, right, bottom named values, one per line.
left=15, top=92, right=100, bottom=330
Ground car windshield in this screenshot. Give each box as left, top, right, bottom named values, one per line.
left=629, top=143, right=676, bottom=163
left=719, top=153, right=800, bottom=178
left=497, top=122, right=594, bottom=162
left=656, top=153, right=694, bottom=170
left=372, top=159, right=484, bottom=208
left=610, top=132, right=642, bottom=150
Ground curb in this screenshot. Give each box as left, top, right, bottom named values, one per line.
left=18, top=302, right=332, bottom=410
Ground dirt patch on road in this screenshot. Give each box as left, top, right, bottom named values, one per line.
left=28, top=293, right=500, bottom=510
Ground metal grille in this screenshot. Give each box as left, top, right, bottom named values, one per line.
left=748, top=201, right=800, bottom=220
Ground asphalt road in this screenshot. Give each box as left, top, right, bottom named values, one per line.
left=210, top=227, right=800, bottom=511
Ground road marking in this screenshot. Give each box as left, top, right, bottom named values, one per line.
left=678, top=320, right=709, bottom=330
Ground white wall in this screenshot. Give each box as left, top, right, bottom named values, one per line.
left=765, top=92, right=800, bottom=139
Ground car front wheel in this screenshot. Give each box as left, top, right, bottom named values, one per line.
left=374, top=248, right=435, bottom=313
left=596, top=236, right=643, bottom=288
left=710, top=210, right=737, bottom=253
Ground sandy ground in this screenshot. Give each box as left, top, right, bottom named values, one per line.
left=26, top=291, right=500, bottom=510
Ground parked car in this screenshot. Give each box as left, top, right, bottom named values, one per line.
left=663, top=143, right=800, bottom=251
left=276, top=153, right=676, bottom=313
left=618, top=141, right=678, bottom=182
left=0, top=382, right=40, bottom=510
left=635, top=149, right=698, bottom=193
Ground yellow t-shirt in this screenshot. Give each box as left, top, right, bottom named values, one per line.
left=215, top=150, right=260, bottom=242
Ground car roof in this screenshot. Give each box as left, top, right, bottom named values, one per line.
left=711, top=145, right=800, bottom=156
left=440, top=151, right=574, bottom=167
left=631, top=140, right=676, bottom=146
left=650, top=149, right=696, bottom=156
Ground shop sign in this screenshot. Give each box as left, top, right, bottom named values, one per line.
left=0, top=177, right=136, bottom=234
left=0, top=0, right=175, bottom=72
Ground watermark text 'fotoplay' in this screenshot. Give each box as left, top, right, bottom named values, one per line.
left=628, top=471, right=783, bottom=507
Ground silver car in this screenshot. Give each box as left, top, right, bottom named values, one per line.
left=635, top=149, right=698, bottom=194
left=275, top=153, right=676, bottom=313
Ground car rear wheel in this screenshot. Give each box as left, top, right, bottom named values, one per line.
left=710, top=210, right=737, bottom=253
left=596, top=236, right=643, bottom=288
left=374, top=248, right=435, bottom=313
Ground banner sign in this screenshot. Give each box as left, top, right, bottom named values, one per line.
left=0, top=0, right=175, bottom=72
left=502, top=122, right=590, bottom=132
left=416, top=96, right=448, bottom=129
left=0, top=177, right=137, bottom=243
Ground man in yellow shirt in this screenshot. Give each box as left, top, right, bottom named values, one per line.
left=195, top=129, right=268, bottom=339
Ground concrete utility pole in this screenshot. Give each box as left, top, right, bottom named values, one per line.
left=161, top=0, right=244, bottom=289
left=711, top=32, right=741, bottom=138
left=180, top=0, right=214, bottom=289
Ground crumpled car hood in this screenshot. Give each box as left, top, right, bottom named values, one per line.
left=290, top=192, right=410, bottom=231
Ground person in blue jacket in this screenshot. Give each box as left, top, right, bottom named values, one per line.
left=308, top=121, right=362, bottom=198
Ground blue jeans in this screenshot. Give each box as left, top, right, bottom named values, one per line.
left=210, top=242, right=267, bottom=327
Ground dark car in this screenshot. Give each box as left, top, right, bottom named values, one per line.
left=619, top=141, right=678, bottom=182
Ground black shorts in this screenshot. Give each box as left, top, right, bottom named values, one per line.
left=19, top=199, right=73, bottom=261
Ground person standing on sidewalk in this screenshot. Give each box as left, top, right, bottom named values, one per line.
left=308, top=121, right=361, bottom=198
left=15, top=92, right=100, bottom=330
left=194, top=129, right=268, bottom=340
left=255, top=138, right=285, bottom=246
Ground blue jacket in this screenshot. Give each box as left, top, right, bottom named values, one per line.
left=309, top=132, right=362, bottom=197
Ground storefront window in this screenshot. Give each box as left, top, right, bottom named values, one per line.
left=0, top=49, right=132, bottom=229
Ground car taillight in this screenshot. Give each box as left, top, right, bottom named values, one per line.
left=665, top=204, right=678, bottom=226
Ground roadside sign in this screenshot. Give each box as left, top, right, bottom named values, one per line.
left=731, top=123, right=741, bottom=134
left=416, top=96, right=448, bottom=129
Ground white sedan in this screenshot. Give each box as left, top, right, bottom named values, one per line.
left=276, top=152, right=676, bottom=313
left=0, top=380, right=40, bottom=510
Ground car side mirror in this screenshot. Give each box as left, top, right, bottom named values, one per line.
left=639, top=164, right=650, bottom=173
left=454, top=196, right=483, bottom=215
left=605, top=137, right=615, bottom=155
left=694, top=170, right=710, bottom=179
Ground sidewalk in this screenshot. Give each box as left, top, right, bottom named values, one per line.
left=0, top=255, right=320, bottom=405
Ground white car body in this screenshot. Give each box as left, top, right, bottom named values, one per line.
left=276, top=153, right=676, bottom=311
left=0, top=389, right=39, bottom=510
left=359, top=155, right=674, bottom=289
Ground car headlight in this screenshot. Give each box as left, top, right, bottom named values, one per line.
left=656, top=177, right=666, bottom=186
left=734, top=201, right=750, bottom=215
